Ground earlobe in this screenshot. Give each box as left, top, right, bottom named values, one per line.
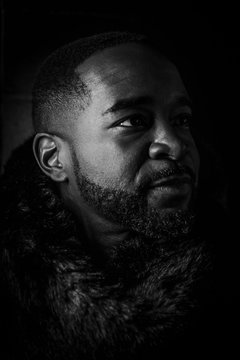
left=33, top=133, right=67, bottom=182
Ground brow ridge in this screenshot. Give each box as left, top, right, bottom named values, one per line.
left=102, top=96, right=153, bottom=116
left=102, top=94, right=193, bottom=116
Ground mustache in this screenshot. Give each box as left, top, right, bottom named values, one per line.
left=138, top=163, right=196, bottom=192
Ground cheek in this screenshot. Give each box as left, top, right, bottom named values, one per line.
left=182, top=131, right=199, bottom=161
left=180, top=130, right=200, bottom=181
left=187, top=137, right=200, bottom=184
left=73, top=140, right=139, bottom=187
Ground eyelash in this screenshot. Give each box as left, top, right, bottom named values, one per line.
left=116, top=113, right=192, bottom=129
left=171, top=113, right=192, bottom=128
left=118, top=114, right=151, bottom=128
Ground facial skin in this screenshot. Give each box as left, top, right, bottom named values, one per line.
left=35, top=43, right=200, bottom=246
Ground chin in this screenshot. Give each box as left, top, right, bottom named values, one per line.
left=148, top=193, right=192, bottom=212
left=123, top=206, right=196, bottom=242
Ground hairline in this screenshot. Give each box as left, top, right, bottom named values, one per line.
left=32, top=36, right=171, bottom=135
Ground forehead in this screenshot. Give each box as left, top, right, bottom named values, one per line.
left=77, top=43, right=189, bottom=104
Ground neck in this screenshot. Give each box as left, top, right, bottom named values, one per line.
left=61, top=188, right=130, bottom=248
left=79, top=210, right=131, bottom=248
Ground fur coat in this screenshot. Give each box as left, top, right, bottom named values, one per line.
left=0, top=138, right=238, bottom=359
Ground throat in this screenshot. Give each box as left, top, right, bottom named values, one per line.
left=80, top=210, right=131, bottom=248
left=62, top=189, right=131, bottom=248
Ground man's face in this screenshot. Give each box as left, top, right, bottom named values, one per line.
left=66, top=43, right=200, bottom=239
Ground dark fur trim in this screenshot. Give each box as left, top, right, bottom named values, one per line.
left=0, top=138, right=237, bottom=359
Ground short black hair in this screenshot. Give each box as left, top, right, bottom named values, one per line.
left=32, top=31, right=149, bottom=133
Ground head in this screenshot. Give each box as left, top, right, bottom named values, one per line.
left=33, top=32, right=200, bottom=243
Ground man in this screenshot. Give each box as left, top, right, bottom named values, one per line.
left=0, top=32, right=237, bottom=359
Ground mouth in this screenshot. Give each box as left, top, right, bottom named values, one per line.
left=148, top=175, right=193, bottom=197
left=149, top=174, right=192, bottom=188
left=141, top=169, right=195, bottom=209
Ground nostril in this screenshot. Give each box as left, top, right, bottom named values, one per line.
left=149, top=142, right=171, bottom=159
left=149, top=140, right=187, bottom=161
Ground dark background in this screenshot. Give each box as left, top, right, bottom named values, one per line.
left=1, top=1, right=239, bottom=212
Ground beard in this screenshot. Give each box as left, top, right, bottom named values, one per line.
left=72, top=152, right=196, bottom=242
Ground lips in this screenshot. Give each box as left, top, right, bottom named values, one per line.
left=149, top=174, right=193, bottom=189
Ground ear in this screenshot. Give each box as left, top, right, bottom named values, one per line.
left=33, top=133, right=68, bottom=182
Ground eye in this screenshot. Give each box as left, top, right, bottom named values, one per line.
left=171, top=113, right=192, bottom=128
left=118, top=114, right=150, bottom=128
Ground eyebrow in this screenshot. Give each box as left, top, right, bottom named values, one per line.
left=102, top=96, right=154, bottom=116
left=102, top=94, right=193, bottom=116
left=171, top=96, right=193, bottom=110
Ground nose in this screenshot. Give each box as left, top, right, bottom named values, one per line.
left=149, top=121, right=187, bottom=161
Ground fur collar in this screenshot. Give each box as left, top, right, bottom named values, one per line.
left=0, top=138, right=235, bottom=359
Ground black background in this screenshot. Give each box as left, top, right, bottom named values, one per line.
left=1, top=1, right=239, bottom=214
